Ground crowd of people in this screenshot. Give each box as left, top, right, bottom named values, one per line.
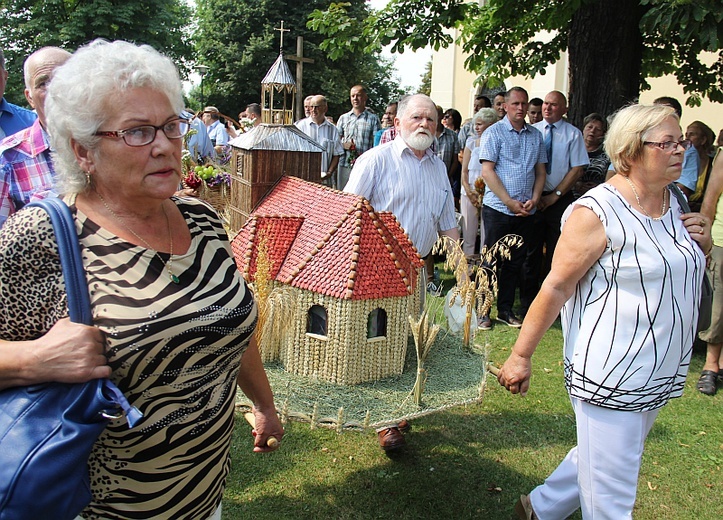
left=287, top=83, right=723, bottom=518
left=0, top=39, right=721, bottom=519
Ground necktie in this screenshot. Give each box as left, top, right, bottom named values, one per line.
left=545, top=123, right=554, bottom=175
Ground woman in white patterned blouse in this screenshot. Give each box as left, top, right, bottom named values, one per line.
left=497, top=104, right=711, bottom=520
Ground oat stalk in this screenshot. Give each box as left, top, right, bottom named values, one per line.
left=433, top=234, right=524, bottom=346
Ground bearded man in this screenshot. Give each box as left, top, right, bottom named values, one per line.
left=344, top=94, right=459, bottom=453
left=344, top=93, right=459, bottom=290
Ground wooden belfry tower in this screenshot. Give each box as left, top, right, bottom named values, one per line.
left=261, top=21, right=296, bottom=125
left=227, top=21, right=324, bottom=234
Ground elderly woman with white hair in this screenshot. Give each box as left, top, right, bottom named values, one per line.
left=497, top=104, right=710, bottom=520
left=0, top=40, right=282, bottom=519
left=459, top=107, right=498, bottom=258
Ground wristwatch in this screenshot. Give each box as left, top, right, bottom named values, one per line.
left=554, top=190, right=562, bottom=197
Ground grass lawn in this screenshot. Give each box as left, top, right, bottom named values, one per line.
left=224, top=289, right=722, bottom=519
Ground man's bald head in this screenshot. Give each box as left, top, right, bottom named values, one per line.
left=24, top=47, right=71, bottom=128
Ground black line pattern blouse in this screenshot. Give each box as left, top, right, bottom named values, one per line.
left=560, top=184, right=704, bottom=412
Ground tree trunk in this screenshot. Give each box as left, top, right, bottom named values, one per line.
left=567, top=0, right=649, bottom=128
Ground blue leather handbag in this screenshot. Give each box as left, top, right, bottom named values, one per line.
left=0, top=197, right=141, bottom=520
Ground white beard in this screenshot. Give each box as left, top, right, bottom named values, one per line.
left=404, top=129, right=435, bottom=151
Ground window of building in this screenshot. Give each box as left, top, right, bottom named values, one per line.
left=307, top=305, right=328, bottom=336
left=367, top=308, right=387, bottom=339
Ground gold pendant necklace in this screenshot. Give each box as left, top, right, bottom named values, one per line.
left=623, top=176, right=667, bottom=221
left=96, top=191, right=180, bottom=284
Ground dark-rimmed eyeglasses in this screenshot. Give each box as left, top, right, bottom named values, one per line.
left=95, top=118, right=190, bottom=147
left=643, top=139, right=691, bottom=152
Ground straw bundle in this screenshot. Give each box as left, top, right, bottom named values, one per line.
left=435, top=234, right=524, bottom=346
left=409, top=310, right=440, bottom=406
left=250, top=234, right=294, bottom=362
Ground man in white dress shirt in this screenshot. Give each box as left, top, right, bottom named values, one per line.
left=295, top=95, right=343, bottom=185
left=520, top=90, right=588, bottom=316
left=344, top=93, right=459, bottom=291
left=344, top=93, right=459, bottom=452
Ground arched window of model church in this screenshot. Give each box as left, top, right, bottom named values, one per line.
left=367, top=308, right=387, bottom=339
left=307, top=305, right=328, bottom=336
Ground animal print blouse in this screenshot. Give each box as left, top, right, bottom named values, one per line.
left=0, top=196, right=256, bottom=519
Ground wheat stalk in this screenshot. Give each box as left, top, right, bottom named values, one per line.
left=251, top=234, right=294, bottom=361
left=409, top=310, right=441, bottom=406
left=432, top=234, right=524, bottom=345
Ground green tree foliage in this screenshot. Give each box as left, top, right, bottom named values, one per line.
left=308, top=0, right=722, bottom=123
left=193, top=0, right=406, bottom=119
left=0, top=0, right=194, bottom=105
left=419, top=60, right=432, bottom=96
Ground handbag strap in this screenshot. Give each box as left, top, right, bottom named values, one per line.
left=26, top=197, right=91, bottom=326
left=668, top=182, right=691, bottom=213
left=26, top=197, right=143, bottom=427
left=668, top=182, right=714, bottom=298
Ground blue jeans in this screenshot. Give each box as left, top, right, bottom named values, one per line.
left=482, top=206, right=535, bottom=315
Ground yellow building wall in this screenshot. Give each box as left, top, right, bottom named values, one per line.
left=431, top=40, right=722, bottom=134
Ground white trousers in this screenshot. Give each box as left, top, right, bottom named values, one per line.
left=530, top=398, right=659, bottom=520
left=460, top=193, right=483, bottom=256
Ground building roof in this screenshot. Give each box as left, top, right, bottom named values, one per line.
left=229, top=124, right=323, bottom=152
left=231, top=176, right=423, bottom=300
left=261, top=53, right=296, bottom=87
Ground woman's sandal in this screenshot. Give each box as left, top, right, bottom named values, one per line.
left=515, top=494, right=538, bottom=520
left=697, top=370, right=718, bottom=396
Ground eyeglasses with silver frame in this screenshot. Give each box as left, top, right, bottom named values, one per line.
left=95, top=118, right=190, bottom=147
left=643, top=139, right=692, bottom=152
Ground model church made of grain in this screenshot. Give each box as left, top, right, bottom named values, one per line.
left=225, top=43, right=423, bottom=386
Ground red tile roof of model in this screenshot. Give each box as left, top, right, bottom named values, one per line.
left=231, top=176, right=423, bottom=300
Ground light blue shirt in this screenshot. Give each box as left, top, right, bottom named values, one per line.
left=459, top=120, right=473, bottom=148
left=533, top=118, right=588, bottom=191
left=0, top=97, right=37, bottom=139
left=344, top=136, right=456, bottom=257
left=206, top=120, right=228, bottom=146
left=479, top=117, right=546, bottom=216
left=677, top=146, right=700, bottom=192
left=295, top=117, right=344, bottom=172
left=182, top=111, right=215, bottom=161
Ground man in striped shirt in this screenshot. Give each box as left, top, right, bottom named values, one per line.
left=295, top=95, right=343, bottom=185
left=0, top=47, right=71, bottom=228
left=345, top=94, right=460, bottom=452
left=344, top=94, right=459, bottom=291
left=336, top=85, right=380, bottom=190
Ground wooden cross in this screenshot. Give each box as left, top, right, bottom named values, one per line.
left=287, top=36, right=315, bottom=121
left=274, top=21, right=290, bottom=52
